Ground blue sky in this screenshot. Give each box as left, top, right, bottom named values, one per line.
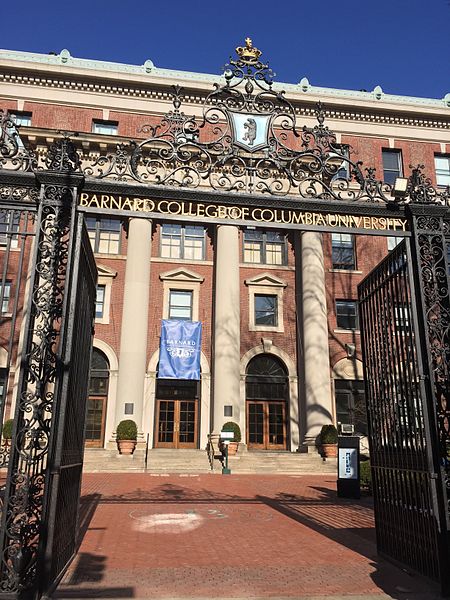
left=2, top=0, right=449, bottom=99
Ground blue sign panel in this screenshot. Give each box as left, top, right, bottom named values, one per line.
left=158, top=320, right=202, bottom=380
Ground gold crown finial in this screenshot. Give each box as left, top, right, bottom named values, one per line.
left=236, top=37, right=262, bottom=63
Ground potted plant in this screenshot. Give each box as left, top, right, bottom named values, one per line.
left=116, top=419, right=137, bottom=455
left=1, top=419, right=13, bottom=447
left=319, top=424, right=338, bottom=458
left=220, top=421, right=241, bottom=456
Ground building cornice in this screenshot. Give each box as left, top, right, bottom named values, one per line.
left=0, top=48, right=449, bottom=131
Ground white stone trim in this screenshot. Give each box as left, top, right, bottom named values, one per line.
left=240, top=344, right=300, bottom=452
left=332, top=357, right=364, bottom=380
left=95, top=264, right=117, bottom=325
left=0, top=346, right=7, bottom=369
left=92, top=338, right=119, bottom=449
left=145, top=349, right=211, bottom=449
left=245, top=273, right=286, bottom=334
left=160, top=267, right=204, bottom=322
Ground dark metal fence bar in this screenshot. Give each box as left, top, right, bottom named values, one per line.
left=359, top=219, right=450, bottom=594
left=40, top=216, right=96, bottom=597
left=0, top=206, right=37, bottom=469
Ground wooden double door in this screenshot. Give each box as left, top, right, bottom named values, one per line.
left=155, top=399, right=198, bottom=448
left=247, top=400, right=287, bottom=450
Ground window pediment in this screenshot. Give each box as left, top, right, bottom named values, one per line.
left=97, top=264, right=117, bottom=278
left=245, top=273, right=286, bottom=288
left=160, top=268, right=204, bottom=283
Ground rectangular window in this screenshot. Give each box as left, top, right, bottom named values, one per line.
left=435, top=155, right=450, bottom=188
left=10, top=112, right=32, bottom=127
left=335, top=380, right=367, bottom=435
left=0, top=281, right=11, bottom=313
left=95, top=285, right=106, bottom=319
left=255, top=294, right=278, bottom=326
left=0, top=368, right=6, bottom=404
left=336, top=300, right=359, bottom=330
left=92, top=120, right=118, bottom=135
left=0, top=212, right=20, bottom=247
left=160, top=224, right=205, bottom=260
left=169, top=290, right=193, bottom=320
left=382, top=150, right=403, bottom=185
left=331, top=233, right=356, bottom=270
left=387, top=236, right=403, bottom=252
left=86, top=217, right=121, bottom=254
left=330, top=145, right=350, bottom=181
left=243, top=229, right=286, bottom=265
left=394, top=304, right=410, bottom=332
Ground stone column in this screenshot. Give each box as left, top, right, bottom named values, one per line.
left=115, top=217, right=152, bottom=432
left=213, top=225, right=241, bottom=433
left=301, top=231, right=333, bottom=447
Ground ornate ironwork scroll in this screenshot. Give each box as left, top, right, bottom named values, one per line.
left=0, top=135, right=89, bottom=596
left=408, top=208, right=450, bottom=514
left=1, top=46, right=449, bottom=207
left=0, top=111, right=37, bottom=173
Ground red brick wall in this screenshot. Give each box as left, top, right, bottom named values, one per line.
left=324, top=232, right=389, bottom=369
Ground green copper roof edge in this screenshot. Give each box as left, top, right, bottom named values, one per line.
left=0, top=48, right=449, bottom=110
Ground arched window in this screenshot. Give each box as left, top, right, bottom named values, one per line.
left=246, top=354, right=289, bottom=450
left=85, top=349, right=110, bottom=447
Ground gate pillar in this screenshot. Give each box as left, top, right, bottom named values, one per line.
left=407, top=203, right=450, bottom=593
left=0, top=135, right=91, bottom=598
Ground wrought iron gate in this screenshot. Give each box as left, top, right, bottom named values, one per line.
left=39, top=216, right=97, bottom=597
left=0, top=132, right=97, bottom=599
left=359, top=225, right=450, bottom=594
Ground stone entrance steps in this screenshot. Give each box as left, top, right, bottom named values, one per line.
left=83, top=448, right=337, bottom=474
left=227, top=451, right=337, bottom=474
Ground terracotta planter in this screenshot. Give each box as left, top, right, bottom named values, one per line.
left=322, top=443, right=337, bottom=458
left=227, top=442, right=239, bottom=456
left=117, top=439, right=137, bottom=455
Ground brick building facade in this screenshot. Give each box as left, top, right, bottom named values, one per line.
left=0, top=43, right=449, bottom=457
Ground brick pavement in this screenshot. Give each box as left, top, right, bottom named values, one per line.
left=54, top=473, right=439, bottom=599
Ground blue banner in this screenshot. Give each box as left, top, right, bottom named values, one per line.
left=158, top=320, right=202, bottom=380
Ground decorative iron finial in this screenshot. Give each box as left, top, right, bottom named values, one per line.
left=45, top=132, right=81, bottom=173
left=235, top=38, right=262, bottom=64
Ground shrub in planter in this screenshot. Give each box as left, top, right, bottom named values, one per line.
left=360, top=459, right=372, bottom=493
left=220, top=421, right=241, bottom=455
left=319, top=424, right=338, bottom=458
left=1, top=419, right=13, bottom=441
left=116, top=419, right=138, bottom=455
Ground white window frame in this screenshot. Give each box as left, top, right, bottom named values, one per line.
left=95, top=265, right=117, bottom=325
left=245, top=273, right=286, bottom=333
left=0, top=281, right=12, bottom=314
left=335, top=300, right=359, bottom=331
left=168, top=290, right=193, bottom=320
left=435, top=155, right=450, bottom=188
left=160, top=268, right=204, bottom=322
left=92, top=120, right=118, bottom=135
left=331, top=233, right=356, bottom=271
left=382, top=149, right=403, bottom=185
left=10, top=112, right=32, bottom=127
left=160, top=224, right=206, bottom=261
left=387, top=236, right=404, bottom=252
